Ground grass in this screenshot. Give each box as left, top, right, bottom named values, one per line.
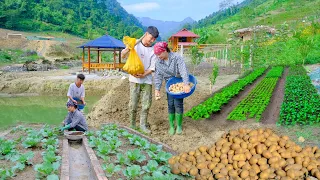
left=0, top=49, right=41, bottom=65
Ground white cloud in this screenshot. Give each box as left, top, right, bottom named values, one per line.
left=123, top=2, right=160, bottom=13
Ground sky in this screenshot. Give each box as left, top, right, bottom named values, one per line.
left=118, top=0, right=244, bottom=22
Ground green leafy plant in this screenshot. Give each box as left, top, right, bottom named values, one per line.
left=40, top=125, right=59, bottom=138
left=34, top=161, right=60, bottom=179
left=0, top=138, right=16, bottom=157
left=148, top=151, right=172, bottom=163
left=142, top=160, right=158, bottom=173
left=148, top=144, right=162, bottom=153
left=0, top=168, right=15, bottom=179
left=11, top=151, right=34, bottom=165
left=143, top=171, right=184, bottom=180
left=42, top=151, right=61, bottom=163
left=116, top=153, right=129, bottom=165
left=209, top=62, right=219, bottom=92
left=123, top=165, right=144, bottom=179
left=22, top=136, right=42, bottom=148
left=102, top=163, right=122, bottom=177
left=97, top=143, right=112, bottom=157
left=42, top=138, right=59, bottom=149
left=190, top=45, right=205, bottom=74
left=126, top=149, right=146, bottom=163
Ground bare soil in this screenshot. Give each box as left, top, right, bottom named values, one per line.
left=261, top=68, right=288, bottom=124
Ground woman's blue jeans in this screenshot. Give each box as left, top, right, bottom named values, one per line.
left=167, top=93, right=183, bottom=114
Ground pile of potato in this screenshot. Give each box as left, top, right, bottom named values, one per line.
left=169, top=82, right=194, bottom=93
left=168, top=128, right=320, bottom=180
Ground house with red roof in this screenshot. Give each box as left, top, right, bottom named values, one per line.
left=168, top=28, right=200, bottom=52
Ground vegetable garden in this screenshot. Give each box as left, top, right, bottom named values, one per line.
left=87, top=124, right=186, bottom=180
left=227, top=67, right=284, bottom=121
left=1, top=63, right=320, bottom=180
left=0, top=125, right=61, bottom=180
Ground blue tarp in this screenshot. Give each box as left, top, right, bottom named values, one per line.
left=78, top=35, right=125, bottom=49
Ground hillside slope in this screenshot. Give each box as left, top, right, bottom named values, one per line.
left=0, top=0, right=144, bottom=39
left=194, top=0, right=320, bottom=43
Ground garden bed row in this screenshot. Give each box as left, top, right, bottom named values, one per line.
left=0, top=125, right=62, bottom=180
left=227, top=67, right=284, bottom=121
left=86, top=124, right=187, bottom=180
left=278, top=66, right=320, bottom=125
left=185, top=68, right=267, bottom=120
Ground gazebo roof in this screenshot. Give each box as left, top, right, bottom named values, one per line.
left=171, top=28, right=200, bottom=38
left=78, top=35, right=125, bottom=49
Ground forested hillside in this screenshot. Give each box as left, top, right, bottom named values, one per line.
left=0, top=0, right=144, bottom=39
left=192, top=0, right=320, bottom=66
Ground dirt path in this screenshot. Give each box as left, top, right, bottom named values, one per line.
left=261, top=68, right=288, bottom=124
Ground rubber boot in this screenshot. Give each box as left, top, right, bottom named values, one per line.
left=168, top=114, right=175, bottom=135
left=140, top=113, right=151, bottom=134
left=176, top=114, right=183, bottom=134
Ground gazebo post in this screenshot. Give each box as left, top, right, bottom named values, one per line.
left=118, top=50, right=121, bottom=71
left=97, top=48, right=100, bottom=72
left=88, top=47, right=91, bottom=74
left=82, top=48, right=84, bottom=72
left=113, top=50, right=116, bottom=70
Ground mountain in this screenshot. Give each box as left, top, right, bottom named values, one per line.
left=137, top=17, right=195, bottom=39
left=0, top=0, right=144, bottom=39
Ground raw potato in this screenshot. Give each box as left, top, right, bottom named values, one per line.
left=189, top=167, right=198, bottom=176
left=226, top=164, right=233, bottom=171
left=200, top=168, right=211, bottom=176
left=199, top=146, right=208, bottom=153
left=212, top=167, right=220, bottom=174
left=276, top=169, right=286, bottom=177
left=168, top=157, right=176, bottom=165
left=240, top=170, right=249, bottom=178
left=196, top=162, right=207, bottom=169
left=169, top=82, right=194, bottom=93
left=169, top=128, right=320, bottom=179
left=233, top=154, right=246, bottom=161
left=262, top=150, right=272, bottom=158
left=207, top=162, right=216, bottom=170
left=179, top=164, right=188, bottom=174
left=172, top=166, right=180, bottom=174
left=189, top=151, right=195, bottom=156
left=268, top=156, right=279, bottom=164
left=228, top=169, right=238, bottom=177
left=220, top=168, right=228, bottom=176
left=260, top=170, right=270, bottom=179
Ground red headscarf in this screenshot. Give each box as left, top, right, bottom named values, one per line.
left=154, top=42, right=168, bottom=55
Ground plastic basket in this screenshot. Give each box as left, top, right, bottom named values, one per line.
left=165, top=74, right=197, bottom=99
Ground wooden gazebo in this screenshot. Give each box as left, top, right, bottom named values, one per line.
left=168, top=28, right=200, bottom=52
left=78, top=34, right=126, bottom=73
